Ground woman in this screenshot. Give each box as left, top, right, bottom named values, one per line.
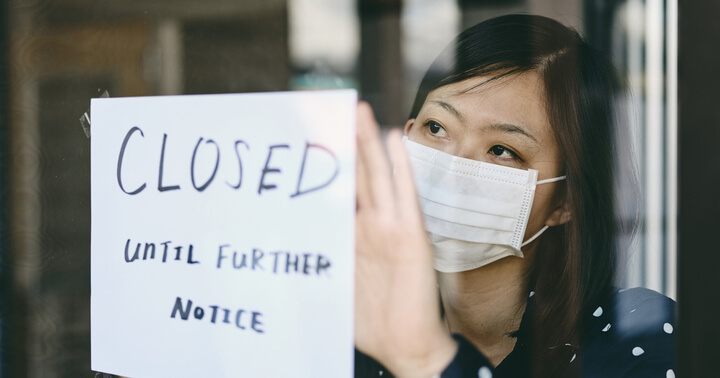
left=354, top=14, right=676, bottom=377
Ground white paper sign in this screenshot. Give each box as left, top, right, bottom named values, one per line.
left=90, top=90, right=357, bottom=378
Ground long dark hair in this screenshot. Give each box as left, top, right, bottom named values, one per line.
left=410, top=14, right=628, bottom=376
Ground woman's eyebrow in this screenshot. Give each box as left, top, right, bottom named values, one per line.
left=427, top=100, right=538, bottom=143
left=485, top=123, right=538, bottom=143
left=428, top=100, right=466, bottom=123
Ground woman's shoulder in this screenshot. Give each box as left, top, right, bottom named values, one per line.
left=580, top=287, right=676, bottom=377
left=588, top=287, right=676, bottom=340
left=610, top=287, right=676, bottom=311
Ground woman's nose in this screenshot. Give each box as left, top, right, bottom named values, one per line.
left=445, top=141, right=486, bottom=162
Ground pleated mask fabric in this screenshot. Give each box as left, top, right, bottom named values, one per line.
left=404, top=137, right=564, bottom=272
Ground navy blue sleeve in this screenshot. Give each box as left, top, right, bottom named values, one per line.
left=354, top=335, right=496, bottom=378
left=440, top=334, right=496, bottom=378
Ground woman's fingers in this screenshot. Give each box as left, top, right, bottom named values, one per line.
left=356, top=102, right=394, bottom=210
left=386, top=130, right=421, bottom=222
left=355, top=131, right=372, bottom=210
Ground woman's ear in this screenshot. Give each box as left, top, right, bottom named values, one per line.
left=403, top=119, right=415, bottom=135
left=545, top=204, right=572, bottom=227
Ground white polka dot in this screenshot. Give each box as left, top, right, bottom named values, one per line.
left=663, top=323, right=674, bottom=334
left=666, top=369, right=675, bottom=378
left=593, top=306, right=603, bottom=317
left=529, top=291, right=535, bottom=297
left=570, top=353, right=576, bottom=363
left=478, top=366, right=492, bottom=378
left=632, top=347, right=644, bottom=356
left=378, top=371, right=383, bottom=376
left=602, top=323, right=611, bottom=332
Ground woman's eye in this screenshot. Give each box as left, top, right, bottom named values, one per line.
left=489, top=145, right=519, bottom=160
left=425, top=121, right=448, bottom=137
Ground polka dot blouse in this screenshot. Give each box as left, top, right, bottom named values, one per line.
left=354, top=287, right=676, bottom=377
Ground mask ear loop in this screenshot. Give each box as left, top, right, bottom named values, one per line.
left=521, top=225, right=549, bottom=248
left=537, top=175, right=567, bottom=185
left=520, top=176, right=566, bottom=248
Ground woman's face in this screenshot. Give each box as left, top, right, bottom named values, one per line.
left=404, top=71, right=569, bottom=243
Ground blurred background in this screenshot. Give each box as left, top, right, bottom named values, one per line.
left=0, top=0, right=681, bottom=376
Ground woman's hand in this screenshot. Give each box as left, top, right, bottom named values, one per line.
left=354, top=103, right=457, bottom=377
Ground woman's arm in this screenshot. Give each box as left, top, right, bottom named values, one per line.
left=353, top=102, right=457, bottom=377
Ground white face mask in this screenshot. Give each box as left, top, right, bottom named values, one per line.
left=403, top=137, right=566, bottom=273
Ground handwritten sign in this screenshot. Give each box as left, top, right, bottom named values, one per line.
left=90, top=90, right=357, bottom=378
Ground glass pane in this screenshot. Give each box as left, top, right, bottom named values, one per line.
left=2, top=0, right=677, bottom=376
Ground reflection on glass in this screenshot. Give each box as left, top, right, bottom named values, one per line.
left=3, top=0, right=676, bottom=376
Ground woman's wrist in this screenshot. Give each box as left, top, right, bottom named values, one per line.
left=384, top=331, right=458, bottom=378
